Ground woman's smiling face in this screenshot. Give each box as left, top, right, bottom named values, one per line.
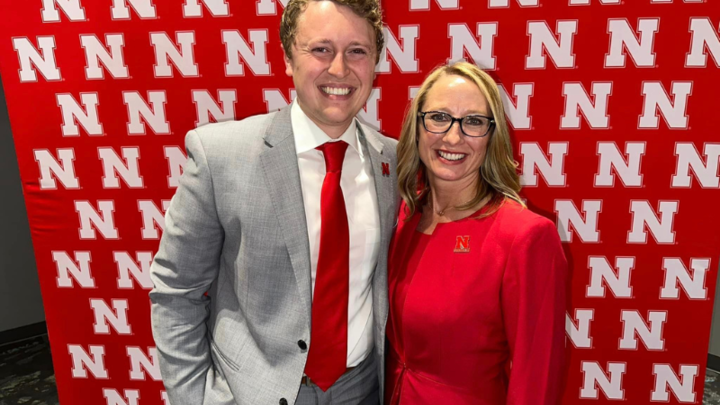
left=418, top=74, right=492, bottom=187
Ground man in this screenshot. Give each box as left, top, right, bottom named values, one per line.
left=149, top=1, right=397, bottom=404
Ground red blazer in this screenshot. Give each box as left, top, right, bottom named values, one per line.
left=386, top=199, right=569, bottom=405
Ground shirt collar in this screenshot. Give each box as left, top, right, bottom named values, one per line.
left=291, top=100, right=363, bottom=158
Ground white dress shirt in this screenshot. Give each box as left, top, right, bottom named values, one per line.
left=291, top=101, right=381, bottom=367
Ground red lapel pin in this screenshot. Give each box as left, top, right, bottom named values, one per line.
left=454, top=235, right=470, bottom=253
left=381, top=162, right=390, bottom=177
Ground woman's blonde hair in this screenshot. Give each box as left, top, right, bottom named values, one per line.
left=397, top=61, right=524, bottom=217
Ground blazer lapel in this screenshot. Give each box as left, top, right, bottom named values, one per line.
left=360, top=128, right=393, bottom=243
left=259, top=107, right=312, bottom=326
left=357, top=123, right=394, bottom=332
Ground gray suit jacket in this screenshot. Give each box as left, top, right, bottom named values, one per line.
left=149, top=106, right=399, bottom=405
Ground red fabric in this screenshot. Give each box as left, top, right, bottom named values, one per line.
left=386, top=199, right=569, bottom=405
left=0, top=2, right=718, bottom=403
left=304, top=141, right=350, bottom=391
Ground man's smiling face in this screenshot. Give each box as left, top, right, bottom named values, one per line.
left=284, top=1, right=377, bottom=138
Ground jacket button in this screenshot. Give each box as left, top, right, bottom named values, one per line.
left=298, top=340, right=307, bottom=351
left=280, top=399, right=288, bottom=405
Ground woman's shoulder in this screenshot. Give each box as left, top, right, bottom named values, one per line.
left=488, top=198, right=558, bottom=240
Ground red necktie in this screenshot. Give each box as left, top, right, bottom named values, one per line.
left=304, top=141, right=350, bottom=391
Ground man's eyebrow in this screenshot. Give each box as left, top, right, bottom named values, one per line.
left=304, top=38, right=332, bottom=45
left=348, top=41, right=372, bottom=48
left=301, top=39, right=372, bottom=48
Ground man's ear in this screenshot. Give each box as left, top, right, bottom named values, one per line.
left=283, top=48, right=293, bottom=77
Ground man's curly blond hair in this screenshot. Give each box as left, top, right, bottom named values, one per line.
left=280, top=0, right=385, bottom=64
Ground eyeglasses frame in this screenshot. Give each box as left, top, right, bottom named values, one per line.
left=417, top=111, right=495, bottom=138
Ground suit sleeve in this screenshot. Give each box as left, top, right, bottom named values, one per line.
left=501, top=218, right=569, bottom=405
left=149, top=130, right=225, bottom=405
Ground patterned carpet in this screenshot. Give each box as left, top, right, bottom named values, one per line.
left=1, top=335, right=719, bottom=405
left=707, top=369, right=720, bottom=405
left=0, top=337, right=57, bottom=405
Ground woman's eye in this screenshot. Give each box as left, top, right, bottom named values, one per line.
left=465, top=117, right=486, bottom=126
left=430, top=113, right=451, bottom=122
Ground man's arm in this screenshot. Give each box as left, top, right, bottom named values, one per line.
left=149, top=129, right=225, bottom=405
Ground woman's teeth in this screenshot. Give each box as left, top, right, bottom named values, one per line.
left=322, top=87, right=351, bottom=96
left=438, top=151, right=466, bottom=161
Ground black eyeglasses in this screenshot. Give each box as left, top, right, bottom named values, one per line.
left=418, top=111, right=495, bottom=138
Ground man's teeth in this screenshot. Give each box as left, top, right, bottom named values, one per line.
left=438, top=151, right=466, bottom=161
left=322, top=87, right=351, bottom=96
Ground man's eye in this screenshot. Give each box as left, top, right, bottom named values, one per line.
left=350, top=49, right=367, bottom=55
left=312, top=47, right=329, bottom=53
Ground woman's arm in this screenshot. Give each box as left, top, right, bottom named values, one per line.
left=501, top=218, right=569, bottom=405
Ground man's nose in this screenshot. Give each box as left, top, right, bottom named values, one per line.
left=328, top=52, right=350, bottom=78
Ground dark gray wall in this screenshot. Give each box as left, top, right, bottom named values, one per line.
left=0, top=75, right=45, bottom=332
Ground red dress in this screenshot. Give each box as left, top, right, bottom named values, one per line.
left=385, top=199, right=569, bottom=405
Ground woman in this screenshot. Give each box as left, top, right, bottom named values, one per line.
left=386, top=61, right=568, bottom=405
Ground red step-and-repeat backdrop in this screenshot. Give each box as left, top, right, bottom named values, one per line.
left=1, top=0, right=719, bottom=404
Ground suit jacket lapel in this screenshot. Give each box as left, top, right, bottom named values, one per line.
left=357, top=123, right=393, bottom=332
left=259, top=107, right=313, bottom=326
left=358, top=126, right=392, bottom=245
